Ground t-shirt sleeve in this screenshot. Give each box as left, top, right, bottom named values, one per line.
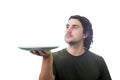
left=98, top=56, right=112, bottom=80
left=53, top=63, right=56, bottom=76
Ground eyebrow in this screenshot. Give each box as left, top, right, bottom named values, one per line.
left=72, top=24, right=79, bottom=27
left=66, top=24, right=80, bottom=27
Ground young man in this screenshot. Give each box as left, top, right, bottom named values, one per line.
left=31, top=15, right=112, bottom=80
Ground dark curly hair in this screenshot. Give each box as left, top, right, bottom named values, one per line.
left=69, top=15, right=93, bottom=50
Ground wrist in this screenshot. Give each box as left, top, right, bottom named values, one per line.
left=43, top=54, right=53, bottom=60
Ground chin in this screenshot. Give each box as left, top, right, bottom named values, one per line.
left=65, top=40, right=76, bottom=45
left=68, top=42, right=77, bottom=45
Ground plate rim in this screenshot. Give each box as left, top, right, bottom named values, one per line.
left=18, top=46, right=59, bottom=51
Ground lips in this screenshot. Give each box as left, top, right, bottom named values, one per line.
left=65, top=33, right=73, bottom=38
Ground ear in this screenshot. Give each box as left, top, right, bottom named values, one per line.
left=83, top=32, right=89, bottom=39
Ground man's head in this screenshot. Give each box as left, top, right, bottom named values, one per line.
left=65, top=15, right=93, bottom=50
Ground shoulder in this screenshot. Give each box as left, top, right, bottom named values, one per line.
left=87, top=50, right=107, bottom=68
left=88, top=51, right=111, bottom=79
left=86, top=50, right=104, bottom=60
left=52, top=48, right=66, bottom=57
left=86, top=51, right=108, bottom=71
left=85, top=50, right=107, bottom=67
left=52, top=48, right=69, bottom=62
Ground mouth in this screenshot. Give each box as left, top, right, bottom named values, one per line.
left=65, top=33, right=73, bottom=38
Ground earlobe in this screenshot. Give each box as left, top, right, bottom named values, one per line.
left=83, top=35, right=86, bottom=39
left=83, top=32, right=89, bottom=39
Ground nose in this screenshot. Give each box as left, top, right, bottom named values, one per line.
left=66, top=26, right=72, bottom=33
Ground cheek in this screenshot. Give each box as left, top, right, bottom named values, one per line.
left=74, top=32, right=84, bottom=38
left=74, top=30, right=83, bottom=35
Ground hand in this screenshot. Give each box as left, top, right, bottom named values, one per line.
left=30, top=50, right=52, bottom=58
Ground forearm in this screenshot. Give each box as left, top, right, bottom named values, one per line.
left=39, top=55, right=54, bottom=80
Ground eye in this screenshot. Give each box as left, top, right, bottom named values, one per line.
left=72, top=25, right=79, bottom=29
left=66, top=24, right=69, bottom=29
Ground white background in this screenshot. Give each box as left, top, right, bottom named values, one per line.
left=0, top=0, right=120, bottom=80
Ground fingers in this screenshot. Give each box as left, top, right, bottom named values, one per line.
left=38, top=50, right=46, bottom=56
left=30, top=50, right=51, bottom=58
left=30, top=50, right=40, bottom=56
left=30, top=50, right=43, bottom=56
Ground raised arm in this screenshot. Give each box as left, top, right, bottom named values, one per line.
left=31, top=50, right=55, bottom=80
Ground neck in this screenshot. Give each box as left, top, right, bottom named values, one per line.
left=67, top=43, right=85, bottom=56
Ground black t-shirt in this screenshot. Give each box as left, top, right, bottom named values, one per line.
left=52, top=49, right=111, bottom=80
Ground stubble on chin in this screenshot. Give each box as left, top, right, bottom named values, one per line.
left=65, top=38, right=76, bottom=45
left=68, top=42, right=77, bottom=45
left=65, top=33, right=77, bottom=45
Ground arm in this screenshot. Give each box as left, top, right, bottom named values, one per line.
left=39, top=54, right=55, bottom=80
left=31, top=50, right=55, bottom=80
left=98, top=57, right=112, bottom=80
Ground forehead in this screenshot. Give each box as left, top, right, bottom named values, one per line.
left=68, top=19, right=82, bottom=26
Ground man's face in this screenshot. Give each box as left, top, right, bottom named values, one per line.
left=65, top=19, right=85, bottom=44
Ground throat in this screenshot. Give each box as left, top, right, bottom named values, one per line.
left=67, top=46, right=85, bottom=56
